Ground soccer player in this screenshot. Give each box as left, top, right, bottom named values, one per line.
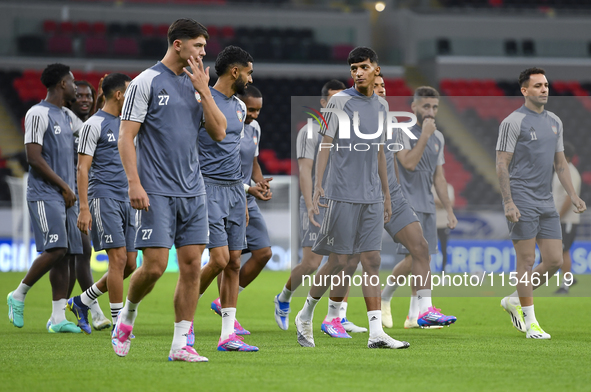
left=294, top=47, right=408, bottom=349
left=553, top=142, right=581, bottom=294
left=207, top=85, right=273, bottom=332
left=274, top=80, right=367, bottom=335
left=66, top=73, right=138, bottom=335
left=115, top=19, right=227, bottom=362
left=7, top=63, right=83, bottom=333
left=379, top=86, right=457, bottom=329
left=497, top=68, right=585, bottom=339
left=194, top=45, right=258, bottom=352
left=67, top=79, right=111, bottom=331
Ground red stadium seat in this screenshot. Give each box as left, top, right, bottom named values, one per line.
left=84, top=35, right=109, bottom=56
left=75, top=21, right=91, bottom=35
left=221, top=26, right=235, bottom=40
left=91, top=22, right=107, bottom=36
left=47, top=35, right=73, bottom=55
left=207, top=25, right=219, bottom=37
left=113, top=37, right=139, bottom=57
left=157, top=24, right=169, bottom=37
left=141, top=23, right=155, bottom=36
left=43, top=20, right=57, bottom=34
left=59, top=21, right=74, bottom=35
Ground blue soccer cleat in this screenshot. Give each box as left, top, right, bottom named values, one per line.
left=7, top=292, right=24, bottom=328
left=274, top=294, right=290, bottom=331
left=66, top=297, right=92, bottom=335
left=417, top=306, right=456, bottom=328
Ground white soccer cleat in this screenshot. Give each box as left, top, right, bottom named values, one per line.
left=295, top=311, right=315, bottom=347
left=501, top=297, right=526, bottom=333
left=92, top=312, right=112, bottom=331
left=168, top=345, right=209, bottom=362
left=341, top=318, right=368, bottom=333
left=381, top=300, right=393, bottom=328
left=526, top=323, right=551, bottom=339
left=368, top=333, right=410, bottom=349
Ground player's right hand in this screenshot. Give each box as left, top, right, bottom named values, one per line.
left=77, top=207, right=92, bottom=235
left=422, top=118, right=436, bottom=136
left=504, top=201, right=521, bottom=223
left=129, top=182, right=150, bottom=211
left=61, top=186, right=77, bottom=209
left=184, top=55, right=210, bottom=95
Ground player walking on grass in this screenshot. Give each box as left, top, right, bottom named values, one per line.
left=114, top=19, right=227, bottom=362
left=191, top=45, right=258, bottom=352
left=379, top=86, right=457, bottom=329
left=67, top=80, right=111, bottom=331
left=274, top=79, right=367, bottom=335
left=66, top=73, right=138, bottom=335
left=7, top=63, right=83, bottom=333
left=208, top=85, right=275, bottom=330
left=497, top=67, right=585, bottom=339
left=294, top=47, right=409, bottom=349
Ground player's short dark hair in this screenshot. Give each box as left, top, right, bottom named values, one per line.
left=347, top=46, right=378, bottom=65
left=377, top=72, right=384, bottom=78
left=75, top=80, right=94, bottom=92
left=167, top=18, right=209, bottom=46
left=414, top=86, right=440, bottom=101
left=41, top=63, right=71, bottom=89
left=102, top=73, right=132, bottom=99
left=321, top=80, right=346, bottom=100
left=564, top=141, right=575, bottom=160
left=519, top=67, right=546, bottom=87
left=239, top=85, right=262, bottom=99
left=215, top=46, right=253, bottom=77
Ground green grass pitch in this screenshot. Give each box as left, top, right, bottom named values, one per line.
left=1, top=271, right=590, bottom=391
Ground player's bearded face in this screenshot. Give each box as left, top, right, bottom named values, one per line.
left=413, top=98, right=439, bottom=125
left=522, top=74, right=549, bottom=106
left=235, top=74, right=248, bottom=95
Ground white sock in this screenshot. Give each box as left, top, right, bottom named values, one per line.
left=89, top=300, right=104, bottom=318
left=507, top=291, right=520, bottom=303
left=238, top=286, right=244, bottom=294
left=326, top=299, right=342, bottom=322
left=51, top=299, right=67, bottom=325
left=171, top=320, right=192, bottom=351
left=339, top=301, right=348, bottom=320
left=12, top=281, right=31, bottom=302
left=522, top=305, right=537, bottom=329
left=80, top=284, right=103, bottom=306
left=408, top=295, right=419, bottom=320
left=368, top=310, right=384, bottom=339
left=278, top=285, right=293, bottom=303
left=220, top=307, right=236, bottom=341
left=416, top=289, right=433, bottom=314
left=300, top=294, right=319, bottom=322
left=381, top=281, right=398, bottom=302
left=110, top=302, right=123, bottom=325
left=121, top=299, right=140, bottom=326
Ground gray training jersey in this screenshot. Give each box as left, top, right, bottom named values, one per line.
left=496, top=105, right=564, bottom=208
left=397, top=123, right=445, bottom=214
left=78, top=109, right=128, bottom=201
left=24, top=101, right=84, bottom=202
left=320, top=87, right=389, bottom=204
left=199, top=87, right=246, bottom=181
left=121, top=61, right=206, bottom=197
left=241, top=119, right=261, bottom=186
left=385, top=146, right=403, bottom=197
left=296, top=121, right=324, bottom=197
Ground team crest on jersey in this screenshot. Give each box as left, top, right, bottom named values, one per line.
left=434, top=143, right=439, bottom=153
left=54, top=125, right=61, bottom=134
left=253, top=135, right=258, bottom=145
left=552, top=125, right=557, bottom=134
left=195, top=91, right=201, bottom=103
left=237, top=110, right=243, bottom=122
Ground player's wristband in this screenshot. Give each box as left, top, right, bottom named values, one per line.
left=244, top=183, right=250, bottom=193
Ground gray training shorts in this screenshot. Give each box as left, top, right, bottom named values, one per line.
left=312, top=199, right=383, bottom=256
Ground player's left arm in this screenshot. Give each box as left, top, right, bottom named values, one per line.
left=378, top=146, right=391, bottom=223
left=554, top=151, right=586, bottom=214
left=433, top=165, right=457, bottom=229
left=251, top=156, right=272, bottom=191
